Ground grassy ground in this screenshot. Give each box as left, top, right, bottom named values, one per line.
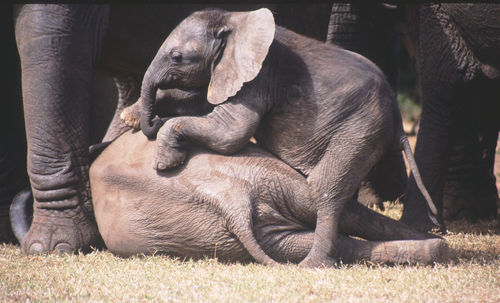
left=1, top=203, right=499, bottom=303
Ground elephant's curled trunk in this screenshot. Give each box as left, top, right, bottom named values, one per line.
left=140, top=77, right=164, bottom=139
left=10, top=188, right=33, bottom=243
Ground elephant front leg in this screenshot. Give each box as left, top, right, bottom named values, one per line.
left=152, top=101, right=262, bottom=170
left=154, top=123, right=188, bottom=170
left=15, top=4, right=109, bottom=253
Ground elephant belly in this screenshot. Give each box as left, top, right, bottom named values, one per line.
left=92, top=175, right=252, bottom=260
left=254, top=101, right=331, bottom=175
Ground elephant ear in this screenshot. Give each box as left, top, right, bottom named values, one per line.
left=207, top=8, right=275, bottom=105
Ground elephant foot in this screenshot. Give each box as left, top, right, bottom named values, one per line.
left=413, top=238, right=450, bottom=264
left=372, top=238, right=449, bottom=264
left=298, top=251, right=336, bottom=268
left=400, top=206, right=444, bottom=234
left=154, top=145, right=187, bottom=170
left=22, top=205, right=100, bottom=254
left=0, top=205, right=16, bottom=243
left=443, top=180, right=499, bottom=221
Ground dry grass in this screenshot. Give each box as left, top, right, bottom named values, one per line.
left=1, top=202, right=499, bottom=303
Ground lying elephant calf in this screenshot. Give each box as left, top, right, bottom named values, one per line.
left=90, top=131, right=448, bottom=265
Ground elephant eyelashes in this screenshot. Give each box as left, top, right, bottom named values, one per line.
left=171, top=51, right=182, bottom=64
left=215, top=26, right=231, bottom=39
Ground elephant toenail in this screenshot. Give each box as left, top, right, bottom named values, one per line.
left=29, top=242, right=44, bottom=254
left=55, top=243, right=73, bottom=254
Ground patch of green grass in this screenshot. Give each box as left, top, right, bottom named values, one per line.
left=1, top=203, right=499, bottom=302
left=398, top=91, right=421, bottom=123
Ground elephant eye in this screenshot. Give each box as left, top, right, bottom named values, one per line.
left=171, top=51, right=183, bottom=64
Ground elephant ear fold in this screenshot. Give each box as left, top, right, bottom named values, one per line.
left=207, top=8, right=275, bottom=105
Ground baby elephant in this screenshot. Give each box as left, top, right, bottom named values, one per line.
left=138, top=8, right=438, bottom=267
left=90, top=131, right=448, bottom=265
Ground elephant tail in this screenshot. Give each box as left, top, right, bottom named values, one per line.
left=400, top=135, right=439, bottom=224
left=10, top=188, right=33, bottom=244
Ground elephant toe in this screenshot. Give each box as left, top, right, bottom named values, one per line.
left=155, top=161, right=167, bottom=170
left=21, top=208, right=99, bottom=255
left=153, top=146, right=187, bottom=170
left=55, top=242, right=74, bottom=254
left=26, top=242, right=45, bottom=254
left=424, top=238, right=450, bottom=264
left=299, top=254, right=335, bottom=268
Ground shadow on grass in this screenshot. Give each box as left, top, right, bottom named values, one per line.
left=445, top=218, right=500, bottom=235
left=444, top=218, right=500, bottom=265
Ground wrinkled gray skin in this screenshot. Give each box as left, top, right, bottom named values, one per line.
left=90, top=130, right=448, bottom=265
left=328, top=3, right=500, bottom=231
left=139, top=8, right=437, bottom=267
left=5, top=4, right=333, bottom=254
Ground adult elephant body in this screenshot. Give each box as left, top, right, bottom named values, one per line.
left=6, top=4, right=332, bottom=254
left=90, top=130, right=448, bottom=265
left=328, top=3, right=500, bottom=230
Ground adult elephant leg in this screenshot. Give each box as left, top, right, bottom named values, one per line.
left=14, top=4, right=109, bottom=253
left=463, top=77, right=499, bottom=220
left=401, top=82, right=452, bottom=231
left=473, top=121, right=500, bottom=219
left=443, top=77, right=500, bottom=220
left=474, top=117, right=500, bottom=219
left=400, top=4, right=479, bottom=232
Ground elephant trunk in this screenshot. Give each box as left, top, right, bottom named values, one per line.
left=328, top=3, right=400, bottom=89
left=140, top=70, right=164, bottom=139
left=327, top=3, right=367, bottom=52
left=10, top=188, right=33, bottom=243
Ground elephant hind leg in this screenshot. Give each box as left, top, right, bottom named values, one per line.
left=259, top=228, right=449, bottom=265
left=341, top=199, right=438, bottom=241
left=206, top=191, right=277, bottom=266
left=299, top=135, right=387, bottom=268
left=335, top=236, right=449, bottom=265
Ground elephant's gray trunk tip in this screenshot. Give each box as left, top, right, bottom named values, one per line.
left=141, top=115, right=165, bottom=139
left=10, top=188, right=33, bottom=243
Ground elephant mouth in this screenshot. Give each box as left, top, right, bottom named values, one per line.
left=155, top=87, right=212, bottom=118
left=156, top=88, right=205, bottom=103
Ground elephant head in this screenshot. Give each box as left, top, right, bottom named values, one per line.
left=140, top=8, right=275, bottom=138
